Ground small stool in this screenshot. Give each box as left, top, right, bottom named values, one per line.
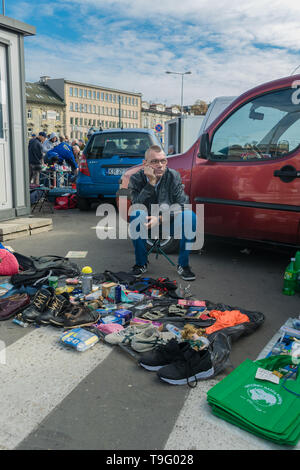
left=147, top=238, right=176, bottom=266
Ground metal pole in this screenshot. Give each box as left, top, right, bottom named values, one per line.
left=118, top=94, right=121, bottom=128
left=2, top=0, right=4, bottom=16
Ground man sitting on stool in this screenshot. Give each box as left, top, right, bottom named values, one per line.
left=128, top=145, right=197, bottom=281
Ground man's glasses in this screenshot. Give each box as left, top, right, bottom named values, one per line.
left=150, top=159, right=167, bottom=165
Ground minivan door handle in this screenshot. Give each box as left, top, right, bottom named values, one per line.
left=274, top=165, right=300, bottom=182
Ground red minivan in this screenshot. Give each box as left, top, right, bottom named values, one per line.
left=118, top=74, right=300, bottom=252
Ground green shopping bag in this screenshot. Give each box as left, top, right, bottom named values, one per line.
left=207, top=355, right=300, bottom=445
left=210, top=403, right=300, bottom=446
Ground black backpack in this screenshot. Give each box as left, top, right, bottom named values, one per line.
left=11, top=253, right=80, bottom=287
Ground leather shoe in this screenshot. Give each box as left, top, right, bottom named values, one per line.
left=63, top=304, right=100, bottom=329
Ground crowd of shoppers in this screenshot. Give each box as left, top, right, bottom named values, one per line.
left=28, top=132, right=84, bottom=185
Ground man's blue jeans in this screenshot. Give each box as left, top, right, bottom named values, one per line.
left=129, top=210, right=196, bottom=267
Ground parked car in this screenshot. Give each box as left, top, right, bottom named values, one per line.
left=76, top=129, right=162, bottom=210
left=118, top=75, right=300, bottom=253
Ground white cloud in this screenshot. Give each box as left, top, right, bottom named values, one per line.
left=19, top=0, right=300, bottom=105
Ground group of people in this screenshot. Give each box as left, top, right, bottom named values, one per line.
left=28, top=131, right=84, bottom=185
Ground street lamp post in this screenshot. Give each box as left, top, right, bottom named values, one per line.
left=165, top=71, right=192, bottom=114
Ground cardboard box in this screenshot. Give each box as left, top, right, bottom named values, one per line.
left=101, top=282, right=117, bottom=298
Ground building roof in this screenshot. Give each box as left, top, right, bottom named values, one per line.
left=62, top=78, right=142, bottom=97
left=0, top=16, right=35, bottom=36
left=25, top=82, right=65, bottom=106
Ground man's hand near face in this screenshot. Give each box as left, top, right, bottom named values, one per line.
left=143, top=163, right=157, bottom=185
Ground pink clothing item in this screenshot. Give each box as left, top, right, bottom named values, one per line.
left=0, top=249, right=19, bottom=276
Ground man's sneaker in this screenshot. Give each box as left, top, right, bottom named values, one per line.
left=22, top=288, right=54, bottom=323
left=177, top=265, right=196, bottom=281
left=156, top=346, right=214, bottom=386
left=130, top=263, right=148, bottom=278
left=104, top=323, right=150, bottom=345
left=63, top=304, right=100, bottom=329
left=38, top=293, right=70, bottom=325
left=139, top=338, right=190, bottom=371
left=131, top=326, right=165, bottom=353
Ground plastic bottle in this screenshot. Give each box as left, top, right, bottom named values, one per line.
left=282, top=258, right=296, bottom=296
left=81, top=266, right=93, bottom=295
left=166, top=323, right=182, bottom=339
left=115, top=284, right=122, bottom=303
left=294, top=251, right=300, bottom=293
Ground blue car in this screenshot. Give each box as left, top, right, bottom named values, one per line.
left=76, top=128, right=162, bottom=210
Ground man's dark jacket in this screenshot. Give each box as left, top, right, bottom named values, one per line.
left=128, top=167, right=189, bottom=217
left=28, top=138, right=43, bottom=165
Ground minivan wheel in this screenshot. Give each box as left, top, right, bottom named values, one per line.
left=146, top=236, right=180, bottom=254
left=78, top=197, right=91, bottom=211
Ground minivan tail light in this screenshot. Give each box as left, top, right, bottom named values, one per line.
left=79, top=153, right=90, bottom=176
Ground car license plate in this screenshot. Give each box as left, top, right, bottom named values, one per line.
left=107, top=168, right=127, bottom=176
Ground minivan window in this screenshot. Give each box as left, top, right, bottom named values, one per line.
left=85, top=132, right=153, bottom=159
left=210, top=88, right=300, bottom=161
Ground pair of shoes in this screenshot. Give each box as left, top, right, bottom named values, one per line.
left=21, top=288, right=72, bottom=325
left=131, top=326, right=166, bottom=352
left=104, top=323, right=151, bottom=345
left=22, top=288, right=54, bottom=323
left=177, top=265, right=196, bottom=281
left=139, top=338, right=214, bottom=386
left=130, top=263, right=148, bottom=278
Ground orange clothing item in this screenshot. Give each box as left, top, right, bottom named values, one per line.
left=205, top=310, right=249, bottom=335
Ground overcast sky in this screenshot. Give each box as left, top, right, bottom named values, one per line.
left=7, top=0, right=300, bottom=106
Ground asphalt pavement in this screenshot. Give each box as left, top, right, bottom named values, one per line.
left=0, top=206, right=299, bottom=451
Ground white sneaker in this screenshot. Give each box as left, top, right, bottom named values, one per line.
left=104, top=323, right=149, bottom=345
left=131, top=326, right=165, bottom=353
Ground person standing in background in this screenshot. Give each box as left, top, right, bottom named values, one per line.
left=28, top=131, right=47, bottom=185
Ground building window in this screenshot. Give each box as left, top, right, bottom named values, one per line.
left=69, top=87, right=73, bottom=96
left=42, top=111, right=46, bottom=120
left=84, top=104, right=87, bottom=113
left=74, top=88, right=78, bottom=97
left=79, top=88, right=83, bottom=98
left=93, top=105, right=96, bottom=113
left=97, top=91, right=100, bottom=100
left=75, top=103, right=78, bottom=111
left=88, top=90, right=92, bottom=99
left=101, top=92, right=104, bottom=100
left=70, top=102, right=73, bottom=111
left=84, top=89, right=87, bottom=98
left=56, top=112, right=60, bottom=121
left=27, top=109, right=32, bottom=119
left=93, top=91, right=96, bottom=99
left=70, top=117, right=74, bottom=124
